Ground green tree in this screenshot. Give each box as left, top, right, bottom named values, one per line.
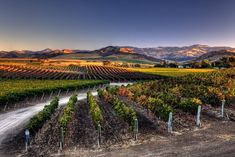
left=201, top=59, right=211, bottom=68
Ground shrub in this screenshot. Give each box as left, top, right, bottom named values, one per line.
left=117, top=87, right=134, bottom=99
left=179, top=97, right=202, bottom=114
left=205, top=87, right=225, bottom=106
left=106, top=86, right=118, bottom=95
left=148, top=97, right=173, bottom=120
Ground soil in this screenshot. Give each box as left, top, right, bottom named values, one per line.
left=64, top=100, right=97, bottom=149
left=57, top=116, right=235, bottom=157
left=25, top=107, right=64, bottom=157
left=0, top=128, right=25, bottom=157
left=97, top=99, right=131, bottom=147
left=0, top=99, right=234, bottom=157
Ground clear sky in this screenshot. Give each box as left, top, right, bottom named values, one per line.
left=0, top=0, right=235, bottom=51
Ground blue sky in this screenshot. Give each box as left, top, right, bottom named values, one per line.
left=0, top=0, right=235, bottom=50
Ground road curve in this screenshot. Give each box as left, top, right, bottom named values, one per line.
left=0, top=82, right=132, bottom=144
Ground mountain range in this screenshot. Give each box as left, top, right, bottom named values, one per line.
left=0, top=45, right=234, bottom=63
left=120, top=44, right=233, bottom=61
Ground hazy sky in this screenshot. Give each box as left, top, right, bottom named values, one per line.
left=0, top=0, right=235, bottom=51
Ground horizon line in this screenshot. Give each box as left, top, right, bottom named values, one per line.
left=0, top=44, right=234, bottom=52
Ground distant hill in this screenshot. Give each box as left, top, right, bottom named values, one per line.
left=194, top=49, right=235, bottom=61
left=120, top=44, right=232, bottom=62
left=54, top=46, right=163, bottom=64
left=0, top=49, right=81, bottom=59
left=65, top=44, right=231, bottom=62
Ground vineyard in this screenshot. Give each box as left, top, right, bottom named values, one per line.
left=116, top=68, right=235, bottom=122
left=129, top=67, right=215, bottom=77
left=0, top=64, right=82, bottom=80
left=7, top=68, right=233, bottom=156
left=0, top=79, right=108, bottom=109
left=0, top=64, right=161, bottom=81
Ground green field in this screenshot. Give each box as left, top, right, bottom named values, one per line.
left=0, top=79, right=108, bottom=105
left=129, top=67, right=215, bottom=77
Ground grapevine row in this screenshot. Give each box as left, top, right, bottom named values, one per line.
left=27, top=97, right=59, bottom=134
left=98, top=89, right=137, bottom=129
left=0, top=64, right=162, bottom=81
left=87, top=91, right=103, bottom=127
left=59, top=94, right=77, bottom=131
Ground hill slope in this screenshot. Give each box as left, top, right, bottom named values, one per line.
left=123, top=45, right=232, bottom=62
left=53, top=46, right=163, bottom=64
left=194, top=49, right=235, bottom=61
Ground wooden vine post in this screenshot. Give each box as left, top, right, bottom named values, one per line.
left=134, top=118, right=138, bottom=140
left=221, top=99, right=226, bottom=117
left=97, top=123, right=101, bottom=148
left=196, top=105, right=201, bottom=127
left=168, top=112, right=173, bottom=133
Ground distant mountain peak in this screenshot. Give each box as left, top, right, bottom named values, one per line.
left=119, top=48, right=136, bottom=54
left=41, top=48, right=53, bottom=53
left=190, top=44, right=209, bottom=47
left=13, top=50, right=28, bottom=54
left=62, top=49, right=73, bottom=53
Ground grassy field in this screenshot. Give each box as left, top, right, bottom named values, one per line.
left=129, top=67, right=215, bottom=77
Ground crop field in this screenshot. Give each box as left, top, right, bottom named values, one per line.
left=6, top=68, right=233, bottom=156
left=129, top=67, right=215, bottom=77
left=0, top=64, right=161, bottom=81
left=0, top=64, right=82, bottom=79
left=0, top=79, right=108, bottom=107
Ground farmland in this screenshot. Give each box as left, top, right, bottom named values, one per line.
left=0, top=59, right=234, bottom=157
left=2, top=68, right=233, bottom=156
left=0, top=79, right=108, bottom=108
left=129, top=67, right=215, bottom=77
left=0, top=64, right=161, bottom=81
left=120, top=68, right=235, bottom=115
